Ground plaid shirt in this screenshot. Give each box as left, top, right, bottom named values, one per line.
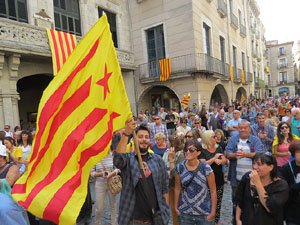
left=250, top=123, right=275, bottom=152
left=113, top=152, right=170, bottom=225
left=150, top=123, right=168, bottom=146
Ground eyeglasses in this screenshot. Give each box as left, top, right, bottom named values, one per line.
left=184, top=147, right=197, bottom=153
left=154, top=118, right=160, bottom=120
left=181, top=122, right=187, bottom=124
left=194, top=122, right=200, bottom=124
left=280, top=126, right=289, bottom=130
left=185, top=135, right=193, bottom=138
left=4, top=127, right=9, bottom=130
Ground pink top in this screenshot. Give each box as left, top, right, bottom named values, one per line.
left=276, top=142, right=290, bottom=167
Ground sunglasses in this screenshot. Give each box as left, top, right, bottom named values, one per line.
left=184, top=147, right=197, bottom=153
left=280, top=126, right=289, bottom=130
left=194, top=122, right=200, bottom=124
left=154, top=118, right=160, bottom=120
left=185, top=135, right=193, bottom=138
left=182, top=122, right=187, bottom=124
left=4, top=127, right=9, bottom=129
left=264, top=151, right=273, bottom=156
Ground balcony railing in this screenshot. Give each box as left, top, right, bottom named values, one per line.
left=278, top=62, right=288, bottom=69
left=139, top=53, right=233, bottom=82
left=230, top=13, right=239, bottom=30
left=278, top=50, right=286, bottom=56
left=217, top=0, right=227, bottom=18
left=247, top=72, right=253, bottom=82
left=240, top=24, right=246, bottom=37
left=252, top=48, right=257, bottom=58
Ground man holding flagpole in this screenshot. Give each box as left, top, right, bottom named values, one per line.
left=114, top=118, right=170, bottom=225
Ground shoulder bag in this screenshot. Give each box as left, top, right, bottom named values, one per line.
left=100, top=161, right=122, bottom=195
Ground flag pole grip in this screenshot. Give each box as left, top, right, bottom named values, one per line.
left=132, top=131, right=144, bottom=170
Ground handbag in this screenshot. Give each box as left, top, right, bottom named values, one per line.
left=100, top=161, right=122, bottom=195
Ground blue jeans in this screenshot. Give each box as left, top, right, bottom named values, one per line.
left=178, top=213, right=213, bottom=225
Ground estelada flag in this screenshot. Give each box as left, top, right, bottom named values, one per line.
left=241, top=69, right=245, bottom=83
left=241, top=94, right=246, bottom=103
left=159, top=58, right=171, bottom=81
left=181, top=93, right=190, bottom=107
left=12, top=14, right=132, bottom=225
left=230, top=65, right=233, bottom=80
left=46, top=29, right=77, bottom=75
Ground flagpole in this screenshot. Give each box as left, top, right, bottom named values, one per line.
left=132, top=131, right=144, bottom=170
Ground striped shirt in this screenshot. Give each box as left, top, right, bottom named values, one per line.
left=91, top=154, right=114, bottom=182
left=236, top=139, right=252, bottom=181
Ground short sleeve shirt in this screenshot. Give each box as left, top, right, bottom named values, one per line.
left=175, top=160, right=213, bottom=216
left=7, top=147, right=23, bottom=162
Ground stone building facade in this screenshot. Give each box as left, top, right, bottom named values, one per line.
left=129, top=0, right=267, bottom=112
left=266, top=40, right=296, bottom=97
left=0, top=0, right=136, bottom=129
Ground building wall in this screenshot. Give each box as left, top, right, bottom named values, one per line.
left=0, top=0, right=136, bottom=129
left=267, top=41, right=295, bottom=96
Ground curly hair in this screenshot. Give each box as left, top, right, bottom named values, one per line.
left=277, top=122, right=294, bottom=145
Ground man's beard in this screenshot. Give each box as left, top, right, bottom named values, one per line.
left=139, top=144, right=150, bottom=154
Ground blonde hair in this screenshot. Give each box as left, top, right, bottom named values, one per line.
left=201, top=130, right=218, bottom=149
left=154, top=132, right=166, bottom=140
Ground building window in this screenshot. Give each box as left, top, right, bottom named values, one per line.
left=54, top=0, right=81, bottom=36
left=232, top=45, right=237, bottom=77
left=203, top=23, right=211, bottom=56
left=219, top=36, right=226, bottom=62
left=279, top=58, right=287, bottom=68
left=146, top=25, right=165, bottom=77
left=279, top=47, right=285, bottom=55
left=279, top=72, right=287, bottom=84
left=241, top=52, right=245, bottom=70
left=98, top=8, right=118, bottom=48
left=0, top=0, right=28, bottom=23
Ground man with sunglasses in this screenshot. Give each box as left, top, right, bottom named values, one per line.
left=150, top=116, right=168, bottom=147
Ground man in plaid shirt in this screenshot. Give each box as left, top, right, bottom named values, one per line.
left=113, top=119, right=170, bottom=225
left=150, top=115, right=168, bottom=146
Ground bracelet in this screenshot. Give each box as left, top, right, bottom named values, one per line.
left=122, top=132, right=131, bottom=137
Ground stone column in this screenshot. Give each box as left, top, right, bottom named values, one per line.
left=0, top=53, right=21, bottom=129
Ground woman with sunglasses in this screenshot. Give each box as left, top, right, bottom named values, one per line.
left=272, top=122, right=299, bottom=167
left=235, top=152, right=289, bottom=225
left=174, top=140, right=217, bottom=225
left=199, top=131, right=227, bottom=225
left=176, top=118, right=191, bottom=136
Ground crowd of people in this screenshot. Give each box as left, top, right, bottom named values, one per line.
left=1, top=95, right=300, bottom=225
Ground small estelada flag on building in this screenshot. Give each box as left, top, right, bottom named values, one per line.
left=47, top=29, right=77, bottom=75
left=241, top=94, right=246, bottom=103
left=159, top=58, right=171, bottom=81
left=241, top=69, right=245, bottom=83
left=12, top=14, right=132, bottom=225
left=181, top=93, right=191, bottom=107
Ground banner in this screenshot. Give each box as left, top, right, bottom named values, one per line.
left=159, top=58, right=171, bottom=81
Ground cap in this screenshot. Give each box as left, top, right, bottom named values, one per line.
left=0, top=145, right=6, bottom=157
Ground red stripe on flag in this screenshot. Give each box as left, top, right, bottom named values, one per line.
left=167, top=59, right=171, bottom=79
left=28, top=38, right=99, bottom=166
left=57, top=31, right=66, bottom=64
left=43, top=112, right=120, bottom=223
left=50, top=29, right=61, bottom=73
left=19, top=108, right=108, bottom=209
left=12, top=77, right=93, bottom=194
left=71, top=35, right=76, bottom=50
left=63, top=32, right=72, bottom=56
left=163, top=59, right=166, bottom=81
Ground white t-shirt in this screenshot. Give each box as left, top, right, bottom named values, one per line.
left=236, top=138, right=252, bottom=181
left=21, top=145, right=32, bottom=160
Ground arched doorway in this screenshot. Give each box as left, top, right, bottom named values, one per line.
left=17, top=74, right=53, bottom=130
left=210, top=84, right=229, bottom=105
left=236, top=87, right=247, bottom=102
left=138, top=86, right=180, bottom=112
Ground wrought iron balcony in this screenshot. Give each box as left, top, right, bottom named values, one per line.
left=240, top=24, right=246, bottom=37
left=217, top=0, right=227, bottom=18
left=138, top=53, right=232, bottom=83
left=278, top=62, right=288, bottom=69
left=230, top=13, right=239, bottom=30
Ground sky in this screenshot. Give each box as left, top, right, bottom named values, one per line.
left=257, top=0, right=300, bottom=44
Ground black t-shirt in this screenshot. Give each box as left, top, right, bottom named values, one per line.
left=132, top=154, right=158, bottom=221
left=165, top=114, right=176, bottom=129
left=199, top=145, right=224, bottom=187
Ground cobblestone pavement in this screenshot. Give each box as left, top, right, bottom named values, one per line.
left=90, top=182, right=233, bottom=225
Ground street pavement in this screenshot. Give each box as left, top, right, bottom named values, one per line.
left=91, top=182, right=233, bottom=225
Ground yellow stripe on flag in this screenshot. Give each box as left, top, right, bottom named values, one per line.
left=241, top=69, right=245, bottom=83
left=159, top=58, right=171, bottom=81
left=13, top=14, right=132, bottom=225
left=230, top=65, right=233, bottom=80
left=181, top=93, right=191, bottom=107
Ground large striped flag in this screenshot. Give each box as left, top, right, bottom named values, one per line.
left=159, top=58, right=171, bottom=81
left=181, top=93, right=190, bottom=107
left=12, top=14, right=132, bottom=225
left=47, top=29, right=77, bottom=75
